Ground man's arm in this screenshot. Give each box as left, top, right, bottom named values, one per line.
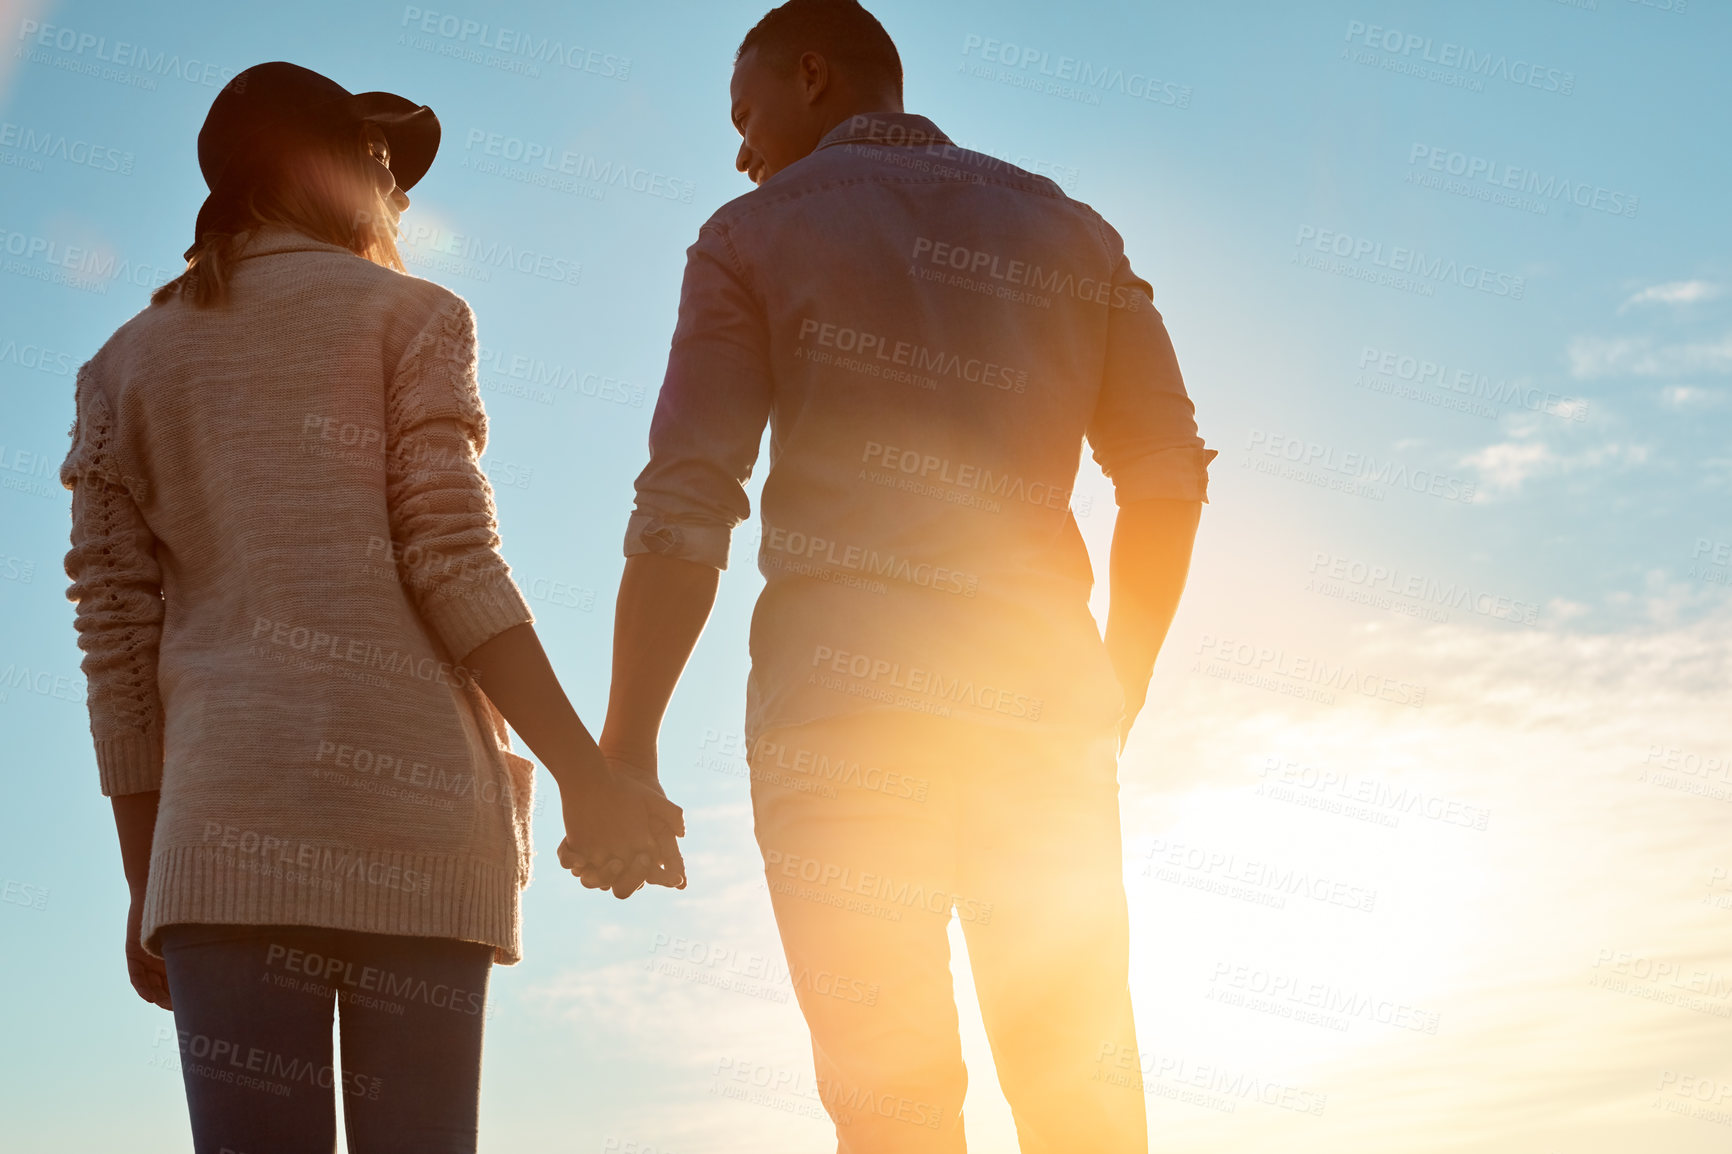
left=606, top=222, right=771, bottom=777
left=598, top=555, right=722, bottom=772
left=1105, top=501, right=1201, bottom=746
left=1085, top=217, right=1213, bottom=744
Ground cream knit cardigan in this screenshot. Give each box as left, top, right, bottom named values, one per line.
left=62, top=227, right=538, bottom=963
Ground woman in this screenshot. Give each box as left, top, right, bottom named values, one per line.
left=60, top=62, right=682, bottom=1154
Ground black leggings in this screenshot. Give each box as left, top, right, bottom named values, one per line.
left=158, top=923, right=493, bottom=1154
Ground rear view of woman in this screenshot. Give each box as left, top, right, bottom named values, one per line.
left=61, top=62, right=683, bottom=1154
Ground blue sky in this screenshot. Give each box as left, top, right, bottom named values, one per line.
left=2, top=1, right=1729, bottom=1150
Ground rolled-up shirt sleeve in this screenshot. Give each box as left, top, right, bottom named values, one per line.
left=1086, top=222, right=1216, bottom=504
left=626, top=223, right=773, bottom=570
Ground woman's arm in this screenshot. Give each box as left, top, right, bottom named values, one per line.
left=61, top=377, right=167, bottom=794
left=382, top=299, right=536, bottom=663
left=385, top=298, right=682, bottom=897
left=62, top=368, right=172, bottom=1004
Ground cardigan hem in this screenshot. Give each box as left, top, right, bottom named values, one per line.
left=140, top=844, right=524, bottom=966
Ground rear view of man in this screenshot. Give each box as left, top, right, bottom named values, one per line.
left=593, top=2, right=1214, bottom=1149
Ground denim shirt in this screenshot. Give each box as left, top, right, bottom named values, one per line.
left=627, top=113, right=1215, bottom=740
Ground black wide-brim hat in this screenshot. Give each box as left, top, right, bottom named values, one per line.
left=188, top=61, right=440, bottom=259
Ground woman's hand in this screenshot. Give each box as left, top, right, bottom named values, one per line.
left=125, top=891, right=172, bottom=1010
left=112, top=792, right=170, bottom=1008
left=555, top=758, right=685, bottom=899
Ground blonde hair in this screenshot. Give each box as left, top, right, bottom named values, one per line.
left=154, top=121, right=405, bottom=308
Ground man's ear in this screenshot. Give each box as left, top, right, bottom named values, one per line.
left=797, top=50, right=831, bottom=105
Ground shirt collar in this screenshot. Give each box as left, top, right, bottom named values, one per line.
left=816, top=113, right=953, bottom=153
left=231, top=226, right=361, bottom=262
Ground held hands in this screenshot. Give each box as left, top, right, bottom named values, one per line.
left=555, top=753, right=686, bottom=900
left=457, top=624, right=687, bottom=901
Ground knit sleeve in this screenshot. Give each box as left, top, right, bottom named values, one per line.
left=384, top=295, right=534, bottom=662
left=60, top=365, right=165, bottom=795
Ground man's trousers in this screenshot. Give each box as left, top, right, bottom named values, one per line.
left=749, top=711, right=1146, bottom=1153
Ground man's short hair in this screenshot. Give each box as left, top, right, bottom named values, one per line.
left=737, top=0, right=903, bottom=97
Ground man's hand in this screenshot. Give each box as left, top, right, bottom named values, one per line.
left=600, top=752, right=686, bottom=892
left=556, top=759, right=685, bottom=900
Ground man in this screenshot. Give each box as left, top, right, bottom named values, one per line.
left=595, top=2, right=1213, bottom=1149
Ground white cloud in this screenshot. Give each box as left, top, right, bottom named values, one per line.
left=1459, top=435, right=1648, bottom=496
left=1567, top=333, right=1732, bottom=379
left=1461, top=440, right=1554, bottom=494
left=1619, top=279, right=1721, bottom=311
left=1659, top=384, right=1724, bottom=410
